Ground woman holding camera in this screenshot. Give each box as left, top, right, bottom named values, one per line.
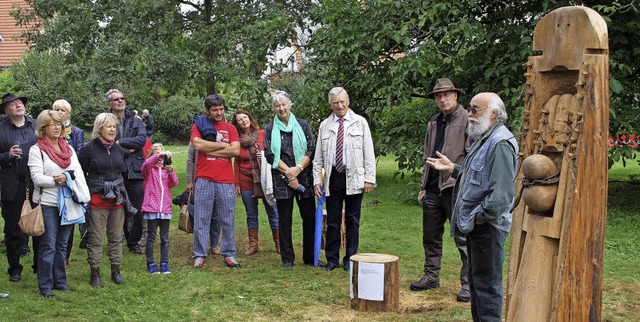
left=28, top=110, right=89, bottom=297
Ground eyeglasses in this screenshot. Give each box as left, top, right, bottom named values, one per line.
left=109, top=97, right=126, bottom=102
left=469, top=105, right=488, bottom=115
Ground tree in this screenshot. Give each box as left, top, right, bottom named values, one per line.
left=303, top=0, right=639, bottom=180
left=11, top=0, right=313, bottom=129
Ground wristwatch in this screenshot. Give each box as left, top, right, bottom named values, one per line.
left=297, top=164, right=304, bottom=171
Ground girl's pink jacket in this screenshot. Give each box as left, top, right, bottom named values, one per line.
left=141, top=153, right=179, bottom=214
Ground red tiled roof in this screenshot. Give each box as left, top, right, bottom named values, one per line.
left=0, top=1, right=39, bottom=68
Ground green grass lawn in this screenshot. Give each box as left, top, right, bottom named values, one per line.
left=0, top=148, right=637, bottom=321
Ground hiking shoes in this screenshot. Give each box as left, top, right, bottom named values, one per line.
left=409, top=275, right=440, bottom=291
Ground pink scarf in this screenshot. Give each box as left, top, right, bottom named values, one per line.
left=37, top=138, right=72, bottom=169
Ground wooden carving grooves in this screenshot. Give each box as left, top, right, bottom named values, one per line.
left=506, top=6, right=609, bottom=322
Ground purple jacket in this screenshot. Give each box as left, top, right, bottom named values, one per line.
left=141, top=154, right=178, bottom=214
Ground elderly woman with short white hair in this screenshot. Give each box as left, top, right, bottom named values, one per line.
left=263, top=91, right=317, bottom=268
left=52, top=99, right=84, bottom=153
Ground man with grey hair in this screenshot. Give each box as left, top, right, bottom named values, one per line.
left=142, top=109, right=154, bottom=138
left=426, top=92, right=518, bottom=322
left=313, top=87, right=376, bottom=272
left=106, top=89, right=147, bottom=255
left=0, top=93, right=38, bottom=283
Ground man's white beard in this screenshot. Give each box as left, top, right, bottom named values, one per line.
left=467, top=111, right=492, bottom=139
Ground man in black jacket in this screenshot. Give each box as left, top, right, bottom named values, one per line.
left=142, top=109, right=154, bottom=138
left=106, top=89, right=147, bottom=254
left=0, top=93, right=38, bottom=282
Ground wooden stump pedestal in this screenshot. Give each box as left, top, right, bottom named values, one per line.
left=349, top=253, right=399, bottom=312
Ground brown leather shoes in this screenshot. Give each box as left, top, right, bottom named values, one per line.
left=223, top=257, right=241, bottom=268
left=245, top=229, right=259, bottom=256
left=129, top=245, right=144, bottom=255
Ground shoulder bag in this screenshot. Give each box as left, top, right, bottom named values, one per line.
left=178, top=190, right=194, bottom=233
left=19, top=181, right=44, bottom=237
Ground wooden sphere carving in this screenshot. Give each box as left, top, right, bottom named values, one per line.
left=522, top=154, right=557, bottom=179
left=523, top=184, right=558, bottom=212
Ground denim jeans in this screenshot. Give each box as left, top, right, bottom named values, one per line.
left=240, top=190, right=278, bottom=230
left=38, top=205, right=73, bottom=292
left=146, top=219, right=170, bottom=264
left=467, top=222, right=508, bottom=322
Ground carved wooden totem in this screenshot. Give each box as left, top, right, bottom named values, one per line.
left=506, top=6, right=609, bottom=322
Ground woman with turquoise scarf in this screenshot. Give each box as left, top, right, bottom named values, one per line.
left=264, top=91, right=317, bottom=268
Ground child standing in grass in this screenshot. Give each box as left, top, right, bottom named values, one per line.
left=141, top=143, right=178, bottom=274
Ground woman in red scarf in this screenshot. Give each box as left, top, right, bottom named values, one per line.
left=231, top=109, right=279, bottom=256
left=28, top=110, right=89, bottom=297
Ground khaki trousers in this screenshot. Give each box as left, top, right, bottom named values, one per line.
left=86, top=208, right=125, bottom=268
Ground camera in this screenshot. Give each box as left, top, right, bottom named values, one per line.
left=163, top=157, right=172, bottom=166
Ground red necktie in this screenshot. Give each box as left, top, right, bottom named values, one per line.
left=335, top=118, right=345, bottom=173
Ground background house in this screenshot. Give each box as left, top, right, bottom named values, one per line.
left=0, top=1, right=37, bottom=70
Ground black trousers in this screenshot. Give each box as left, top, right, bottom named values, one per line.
left=422, top=189, right=468, bottom=289
left=325, top=170, right=363, bottom=266
left=123, top=178, right=144, bottom=249
left=1, top=180, right=28, bottom=276
left=276, top=196, right=315, bottom=265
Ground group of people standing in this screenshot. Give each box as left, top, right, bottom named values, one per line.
left=0, top=89, right=169, bottom=298
left=189, top=87, right=377, bottom=271
left=0, top=80, right=517, bottom=322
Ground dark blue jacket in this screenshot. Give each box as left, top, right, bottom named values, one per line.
left=111, top=108, right=146, bottom=180
left=68, top=125, right=85, bottom=153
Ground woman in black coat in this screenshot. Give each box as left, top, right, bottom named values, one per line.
left=78, top=113, right=128, bottom=287
left=263, top=91, right=316, bottom=268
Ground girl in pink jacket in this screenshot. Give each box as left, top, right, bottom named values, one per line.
left=141, top=143, right=178, bottom=274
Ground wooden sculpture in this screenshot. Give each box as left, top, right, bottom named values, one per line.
left=506, top=6, right=609, bottom=322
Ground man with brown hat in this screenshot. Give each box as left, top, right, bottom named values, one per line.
left=0, top=93, right=38, bottom=283
left=409, top=79, right=471, bottom=302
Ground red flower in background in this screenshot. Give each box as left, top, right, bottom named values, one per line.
left=609, top=134, right=640, bottom=149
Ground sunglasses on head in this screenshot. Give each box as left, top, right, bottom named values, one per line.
left=469, top=105, right=488, bottom=115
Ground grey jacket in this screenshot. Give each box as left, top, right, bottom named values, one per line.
left=313, top=109, right=376, bottom=196
left=452, top=122, right=518, bottom=235
left=421, top=104, right=469, bottom=192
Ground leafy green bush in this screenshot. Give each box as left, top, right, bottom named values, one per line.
left=0, top=69, right=18, bottom=94
left=153, top=95, right=203, bottom=143
left=375, top=98, right=439, bottom=204
left=377, top=97, right=438, bottom=173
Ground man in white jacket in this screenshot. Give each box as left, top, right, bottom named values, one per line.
left=313, top=87, right=376, bottom=272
